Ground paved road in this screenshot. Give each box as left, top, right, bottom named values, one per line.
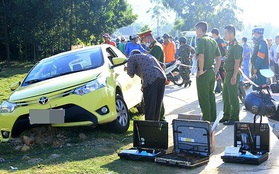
left=163, top=75, right=279, bottom=174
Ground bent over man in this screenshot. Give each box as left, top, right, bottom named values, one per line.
left=126, top=50, right=166, bottom=121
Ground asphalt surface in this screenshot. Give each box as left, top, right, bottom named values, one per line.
left=163, top=75, right=279, bottom=174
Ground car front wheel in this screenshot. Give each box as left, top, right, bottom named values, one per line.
left=108, top=95, right=130, bottom=133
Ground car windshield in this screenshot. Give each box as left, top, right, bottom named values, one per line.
left=23, top=47, right=103, bottom=85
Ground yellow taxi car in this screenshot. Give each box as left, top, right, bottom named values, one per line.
left=0, top=45, right=143, bottom=142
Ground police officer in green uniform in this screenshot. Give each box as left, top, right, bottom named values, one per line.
left=195, top=21, right=221, bottom=122
left=250, top=26, right=269, bottom=89
left=138, top=30, right=165, bottom=63
left=178, top=37, right=196, bottom=87
left=138, top=30, right=166, bottom=121
left=221, top=25, right=243, bottom=125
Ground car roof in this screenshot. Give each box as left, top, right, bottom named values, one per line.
left=40, top=45, right=113, bottom=61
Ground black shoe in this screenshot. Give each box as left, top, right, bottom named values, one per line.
left=223, top=120, right=237, bottom=125
left=184, top=80, right=192, bottom=88
left=188, top=80, right=192, bottom=87
left=219, top=119, right=229, bottom=123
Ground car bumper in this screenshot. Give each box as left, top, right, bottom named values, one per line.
left=0, top=88, right=117, bottom=142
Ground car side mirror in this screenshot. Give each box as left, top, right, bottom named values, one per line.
left=111, top=57, right=127, bottom=68
left=10, top=81, right=21, bottom=91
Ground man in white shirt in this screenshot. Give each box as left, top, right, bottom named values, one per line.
left=270, top=35, right=279, bottom=82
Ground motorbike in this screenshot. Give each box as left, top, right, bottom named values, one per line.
left=165, top=59, right=192, bottom=87
left=244, top=69, right=279, bottom=137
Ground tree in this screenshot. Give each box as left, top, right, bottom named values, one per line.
left=151, top=0, right=243, bottom=32
left=147, top=3, right=170, bottom=37
left=0, top=0, right=137, bottom=61
left=140, top=25, right=151, bottom=32
left=0, top=0, right=12, bottom=61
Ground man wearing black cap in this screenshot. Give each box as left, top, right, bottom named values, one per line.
left=250, top=26, right=269, bottom=89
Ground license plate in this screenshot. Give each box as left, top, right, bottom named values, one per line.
left=29, top=109, right=65, bottom=124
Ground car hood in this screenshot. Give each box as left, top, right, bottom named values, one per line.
left=9, top=68, right=104, bottom=101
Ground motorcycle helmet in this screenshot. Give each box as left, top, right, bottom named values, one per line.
left=252, top=26, right=264, bottom=35
left=131, top=34, right=139, bottom=40
left=244, top=91, right=275, bottom=117
left=179, top=37, right=187, bottom=43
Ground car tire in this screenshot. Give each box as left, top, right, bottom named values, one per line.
left=108, top=95, right=130, bottom=133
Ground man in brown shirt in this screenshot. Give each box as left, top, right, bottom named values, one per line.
left=127, top=49, right=166, bottom=121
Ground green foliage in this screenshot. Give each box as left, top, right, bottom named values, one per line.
left=139, top=25, right=151, bottom=32
left=152, top=0, right=243, bottom=31
left=0, top=0, right=137, bottom=61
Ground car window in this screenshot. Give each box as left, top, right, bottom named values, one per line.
left=106, top=46, right=123, bottom=64
left=23, top=47, right=103, bottom=85
left=69, top=50, right=103, bottom=70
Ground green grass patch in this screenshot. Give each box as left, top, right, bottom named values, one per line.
left=0, top=61, right=35, bottom=101
left=0, top=61, right=181, bottom=174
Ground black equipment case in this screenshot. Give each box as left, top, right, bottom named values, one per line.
left=155, top=119, right=211, bottom=168
left=118, top=120, right=168, bottom=162
left=221, top=122, right=269, bottom=165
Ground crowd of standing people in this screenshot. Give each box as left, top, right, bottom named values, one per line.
left=102, top=22, right=279, bottom=124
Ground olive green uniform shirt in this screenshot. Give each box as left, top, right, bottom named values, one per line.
left=224, top=38, right=243, bottom=72
left=222, top=38, right=243, bottom=121
left=196, top=35, right=221, bottom=70
left=149, top=41, right=165, bottom=63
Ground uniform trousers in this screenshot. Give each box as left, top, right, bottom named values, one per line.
left=143, top=78, right=166, bottom=121
left=222, top=72, right=240, bottom=121
left=196, top=69, right=216, bottom=122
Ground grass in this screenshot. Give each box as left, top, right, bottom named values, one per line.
left=0, top=61, right=180, bottom=174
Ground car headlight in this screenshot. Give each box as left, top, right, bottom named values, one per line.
left=0, top=101, right=17, bottom=113
left=73, top=77, right=107, bottom=96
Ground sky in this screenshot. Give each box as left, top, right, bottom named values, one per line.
left=127, top=0, right=278, bottom=28
left=237, top=0, right=277, bottom=27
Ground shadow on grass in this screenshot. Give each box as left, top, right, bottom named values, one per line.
left=101, top=154, right=208, bottom=174
left=0, top=117, right=139, bottom=172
